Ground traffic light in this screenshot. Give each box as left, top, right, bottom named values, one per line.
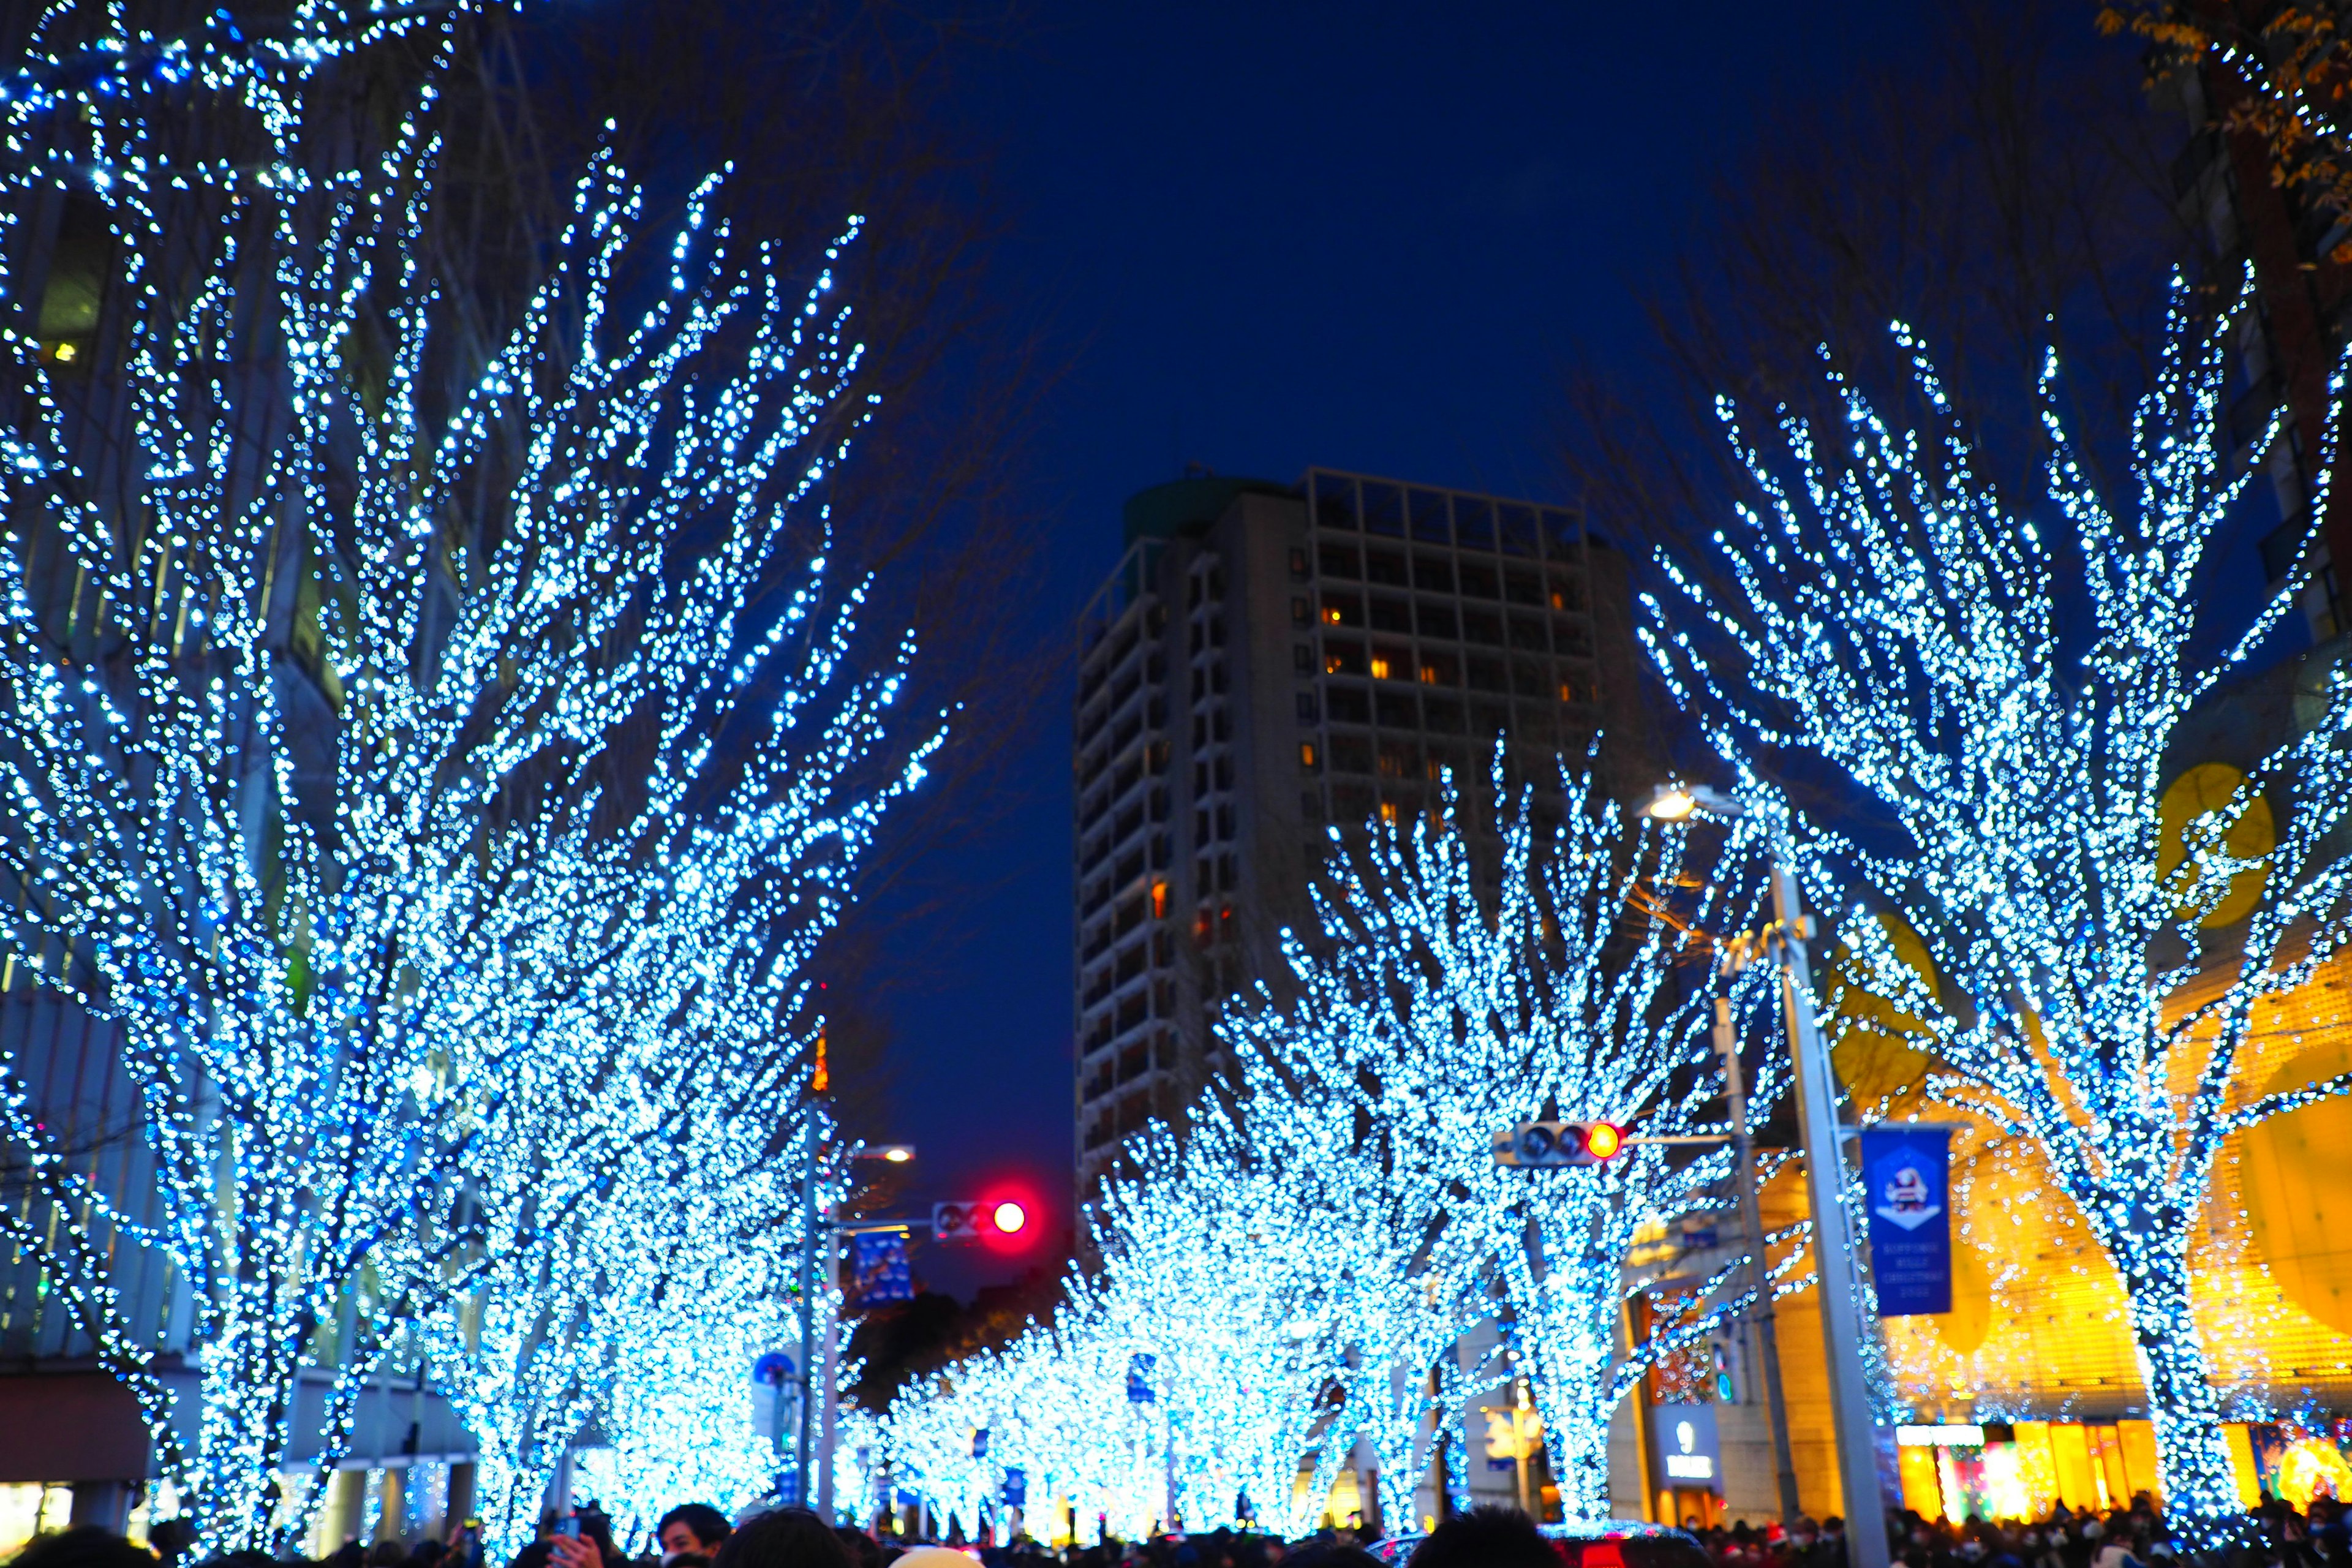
left=1493, top=1120, right=1629, bottom=1167
left=933, top=1196, right=1033, bottom=1246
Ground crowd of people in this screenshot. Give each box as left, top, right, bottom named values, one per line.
left=10, top=1491, right=2352, bottom=1568
left=1680, top=1496, right=2352, bottom=1568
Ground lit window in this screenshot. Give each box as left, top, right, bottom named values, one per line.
left=1300, top=742, right=1319, bottom=771
left=1370, top=655, right=1391, bottom=680
left=1325, top=606, right=1343, bottom=624
left=1150, top=880, right=1168, bottom=919
left=1379, top=802, right=1399, bottom=825
left=1420, top=665, right=1439, bottom=685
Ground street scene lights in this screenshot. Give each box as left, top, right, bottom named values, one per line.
left=1643, top=783, right=1893, bottom=1568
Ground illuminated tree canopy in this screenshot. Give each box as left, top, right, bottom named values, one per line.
left=886, top=766, right=1781, bottom=1530
left=1646, top=279, right=2352, bottom=1537
left=0, top=2, right=931, bottom=1550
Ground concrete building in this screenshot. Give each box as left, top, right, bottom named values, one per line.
left=2164, top=24, right=2352, bottom=641
left=1071, top=467, right=1660, bottom=1197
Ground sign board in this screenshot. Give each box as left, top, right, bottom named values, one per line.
left=852, top=1231, right=913, bottom=1307
left=972, top=1428, right=990, bottom=1459
left=1126, top=1352, right=1157, bottom=1404
left=1482, top=1406, right=1542, bottom=1462
left=1896, top=1423, right=1986, bottom=1447
left=1003, top=1468, right=1027, bottom=1508
left=749, top=1352, right=799, bottom=1447
left=1648, top=1401, right=1724, bottom=1495
left=1860, top=1125, right=1953, bottom=1315
left=933, top=1202, right=987, bottom=1243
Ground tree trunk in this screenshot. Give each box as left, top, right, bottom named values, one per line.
left=2116, top=1254, right=2241, bottom=1540
left=471, top=1444, right=560, bottom=1563
left=190, top=1313, right=306, bottom=1555
left=1545, top=1391, right=1614, bottom=1525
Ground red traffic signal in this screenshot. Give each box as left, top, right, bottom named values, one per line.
left=1493, top=1120, right=1629, bottom=1168
left=933, top=1197, right=1034, bottom=1246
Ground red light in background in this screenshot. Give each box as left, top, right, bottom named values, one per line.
left=975, top=1183, right=1041, bottom=1255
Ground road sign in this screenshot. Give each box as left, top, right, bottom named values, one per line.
left=1492, top=1120, right=1627, bottom=1167
left=852, top=1231, right=913, bottom=1306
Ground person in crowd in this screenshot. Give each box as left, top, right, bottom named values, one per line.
left=9, top=1528, right=156, bottom=1568
left=697, top=1509, right=851, bottom=1568
left=1402, top=1506, right=1555, bottom=1568
left=660, top=1507, right=733, bottom=1564
left=829, top=1529, right=883, bottom=1568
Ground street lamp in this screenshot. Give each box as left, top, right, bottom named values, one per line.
left=1645, top=783, right=1891, bottom=1568
left=793, top=1140, right=921, bottom=1517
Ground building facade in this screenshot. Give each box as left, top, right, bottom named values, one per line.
left=2165, top=28, right=2352, bottom=641
left=1071, top=467, right=1659, bottom=1196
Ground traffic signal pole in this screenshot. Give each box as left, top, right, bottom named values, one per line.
left=1771, top=862, right=1891, bottom=1568
left=792, top=1120, right=821, bottom=1506
left=1714, top=997, right=1802, bottom=1526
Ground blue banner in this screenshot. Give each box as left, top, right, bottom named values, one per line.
left=1860, top=1125, right=1952, bottom=1315
left=1003, top=1468, right=1027, bottom=1507
left=1127, top=1352, right=1157, bottom=1403
left=853, top=1231, right=913, bottom=1308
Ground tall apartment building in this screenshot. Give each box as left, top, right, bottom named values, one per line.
left=2165, top=28, right=2352, bottom=640
left=1071, top=468, right=1659, bottom=1196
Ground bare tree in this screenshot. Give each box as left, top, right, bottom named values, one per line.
left=509, top=1, right=1065, bottom=1131
left=1559, top=0, right=2192, bottom=657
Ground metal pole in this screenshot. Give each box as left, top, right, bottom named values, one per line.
left=817, top=1222, right=840, bottom=1518
left=1714, top=997, right=1803, bottom=1526
left=1512, top=1384, right=1532, bottom=1517
left=1770, top=860, right=1891, bottom=1568
left=791, top=1120, right=820, bottom=1506
left=1164, top=1419, right=1177, bottom=1537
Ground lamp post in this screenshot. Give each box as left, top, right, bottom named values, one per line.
left=793, top=1140, right=917, bottom=1515
left=1647, top=786, right=1890, bottom=1568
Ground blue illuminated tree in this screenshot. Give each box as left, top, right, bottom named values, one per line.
left=1215, top=761, right=1782, bottom=1523
left=885, top=764, right=1788, bottom=1530
left=0, top=3, right=932, bottom=1548
left=1647, top=279, right=2352, bottom=1536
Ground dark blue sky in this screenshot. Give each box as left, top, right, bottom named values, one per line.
left=869, top=0, right=1948, bottom=1295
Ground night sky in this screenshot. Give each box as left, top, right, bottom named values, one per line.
left=864, top=0, right=1951, bottom=1296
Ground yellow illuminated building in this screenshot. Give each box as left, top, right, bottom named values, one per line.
left=1790, top=749, right=2352, bottom=1524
